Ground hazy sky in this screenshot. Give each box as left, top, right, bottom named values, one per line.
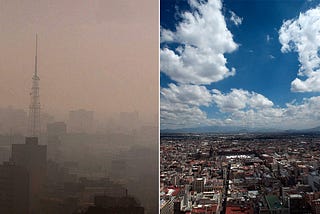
left=161, top=0, right=320, bottom=130
left=0, top=0, right=158, bottom=122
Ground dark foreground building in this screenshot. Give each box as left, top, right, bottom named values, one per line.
left=0, top=161, right=29, bottom=214
left=84, top=195, right=144, bottom=214
left=11, top=137, right=47, bottom=213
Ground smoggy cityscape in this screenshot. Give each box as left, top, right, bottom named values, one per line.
left=0, top=34, right=157, bottom=213
left=0, top=40, right=158, bottom=213
left=0, top=0, right=158, bottom=213
left=0, top=107, right=158, bottom=213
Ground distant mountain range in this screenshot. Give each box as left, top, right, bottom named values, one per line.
left=283, top=126, right=320, bottom=133
left=161, top=125, right=320, bottom=134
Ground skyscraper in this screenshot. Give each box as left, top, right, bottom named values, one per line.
left=68, top=109, right=94, bottom=133
left=47, top=122, right=66, bottom=161
left=0, top=161, right=29, bottom=214
left=11, top=137, right=47, bottom=212
left=28, top=35, right=41, bottom=138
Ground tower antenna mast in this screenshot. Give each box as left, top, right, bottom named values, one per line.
left=28, top=34, right=41, bottom=138
left=35, top=34, right=38, bottom=77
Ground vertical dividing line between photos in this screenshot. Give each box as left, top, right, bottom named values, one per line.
left=158, top=0, right=161, bottom=212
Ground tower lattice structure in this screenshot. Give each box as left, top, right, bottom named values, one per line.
left=28, top=35, right=41, bottom=137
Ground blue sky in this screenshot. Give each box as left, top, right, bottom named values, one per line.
left=160, top=0, right=320, bottom=130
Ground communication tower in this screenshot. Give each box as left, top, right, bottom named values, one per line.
left=28, top=34, right=41, bottom=137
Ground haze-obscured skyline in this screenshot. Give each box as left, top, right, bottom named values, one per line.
left=0, top=0, right=158, bottom=122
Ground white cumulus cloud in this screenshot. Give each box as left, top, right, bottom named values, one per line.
left=212, top=89, right=274, bottom=113
left=279, top=5, right=320, bottom=92
left=160, top=2, right=320, bottom=130
left=160, top=0, right=238, bottom=85
left=160, top=84, right=215, bottom=129
left=161, top=83, right=213, bottom=107
left=160, top=83, right=320, bottom=129
left=160, top=101, right=213, bottom=129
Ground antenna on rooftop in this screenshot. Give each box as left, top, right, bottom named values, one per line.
left=28, top=34, right=41, bottom=138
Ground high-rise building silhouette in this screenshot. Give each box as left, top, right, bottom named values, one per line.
left=84, top=195, right=144, bottom=214
left=47, top=122, right=67, bottom=137
left=0, top=161, right=29, bottom=214
left=68, top=109, right=94, bottom=133
left=47, top=122, right=66, bottom=161
left=11, top=137, right=47, bottom=212
left=28, top=34, right=41, bottom=138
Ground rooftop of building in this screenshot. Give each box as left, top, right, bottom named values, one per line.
left=265, top=195, right=283, bottom=209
